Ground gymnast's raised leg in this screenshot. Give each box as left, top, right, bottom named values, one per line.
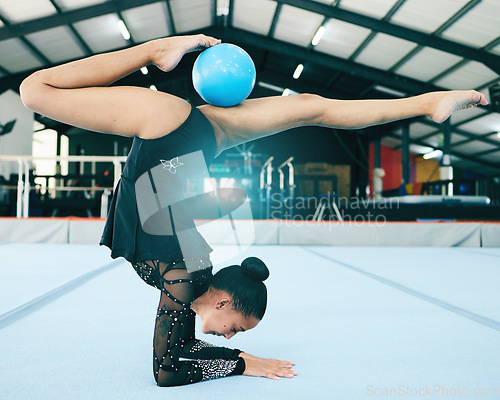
left=199, top=90, right=488, bottom=154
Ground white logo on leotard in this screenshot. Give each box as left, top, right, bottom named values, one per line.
left=160, top=157, right=184, bottom=174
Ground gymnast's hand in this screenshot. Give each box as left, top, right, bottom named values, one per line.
left=151, top=34, right=221, bottom=73
left=239, top=352, right=298, bottom=380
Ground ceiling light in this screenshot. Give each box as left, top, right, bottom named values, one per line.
left=117, top=20, right=130, bottom=40
left=150, top=85, right=157, bottom=91
left=423, top=150, right=443, bottom=159
left=311, top=26, right=325, bottom=46
left=140, top=67, right=148, bottom=75
left=293, top=64, right=304, bottom=80
left=373, top=85, right=406, bottom=97
left=258, top=81, right=284, bottom=93
left=258, top=82, right=299, bottom=96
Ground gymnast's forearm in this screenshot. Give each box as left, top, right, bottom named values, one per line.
left=181, top=338, right=243, bottom=360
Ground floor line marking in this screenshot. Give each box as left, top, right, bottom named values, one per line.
left=0, top=259, right=124, bottom=330
left=303, top=247, right=500, bottom=332
left=456, top=248, right=500, bottom=259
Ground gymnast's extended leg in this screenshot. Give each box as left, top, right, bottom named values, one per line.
left=198, top=90, right=488, bottom=153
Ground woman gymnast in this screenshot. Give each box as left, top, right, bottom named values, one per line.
left=19, top=34, right=488, bottom=387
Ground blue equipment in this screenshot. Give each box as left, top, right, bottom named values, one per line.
left=192, top=43, right=256, bottom=107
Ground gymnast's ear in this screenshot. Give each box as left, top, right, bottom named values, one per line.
left=216, top=297, right=232, bottom=310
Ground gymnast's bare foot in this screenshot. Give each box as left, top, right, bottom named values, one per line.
left=151, top=34, right=221, bottom=73
left=427, top=90, right=488, bottom=123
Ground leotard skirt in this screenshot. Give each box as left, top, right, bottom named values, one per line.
left=100, top=104, right=218, bottom=281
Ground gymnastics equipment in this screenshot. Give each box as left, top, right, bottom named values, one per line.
left=312, top=194, right=343, bottom=222
left=277, top=157, right=295, bottom=219
left=192, top=43, right=256, bottom=107
left=0, top=155, right=126, bottom=218
left=374, top=195, right=490, bottom=205
left=259, top=156, right=273, bottom=219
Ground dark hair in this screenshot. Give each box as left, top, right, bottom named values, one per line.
left=210, top=257, right=269, bottom=320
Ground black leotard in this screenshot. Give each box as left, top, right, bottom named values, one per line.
left=100, top=104, right=246, bottom=386
left=100, top=104, right=216, bottom=265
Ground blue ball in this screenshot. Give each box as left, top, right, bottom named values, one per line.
left=192, top=43, right=256, bottom=107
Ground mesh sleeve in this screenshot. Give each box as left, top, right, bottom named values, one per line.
left=179, top=311, right=243, bottom=360
left=150, top=260, right=245, bottom=387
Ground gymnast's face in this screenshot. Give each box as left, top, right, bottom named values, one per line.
left=200, top=296, right=260, bottom=340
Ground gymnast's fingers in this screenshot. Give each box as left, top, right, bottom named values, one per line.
left=268, top=361, right=298, bottom=378
left=272, top=358, right=296, bottom=366
left=272, top=366, right=298, bottom=379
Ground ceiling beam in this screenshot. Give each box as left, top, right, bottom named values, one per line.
left=268, top=3, right=283, bottom=38
left=219, top=27, right=439, bottom=95
left=430, top=35, right=500, bottom=86
left=213, top=0, right=222, bottom=28
left=411, top=118, right=483, bottom=147
left=4, top=0, right=498, bottom=74
left=276, top=0, right=500, bottom=74
left=391, top=124, right=499, bottom=153
left=0, top=0, right=160, bottom=41
left=387, top=132, right=500, bottom=171
left=388, top=0, right=481, bottom=73
left=164, top=0, right=177, bottom=36
left=349, top=0, right=406, bottom=63
left=452, top=136, right=500, bottom=152
left=47, top=0, right=92, bottom=55
left=228, top=0, right=235, bottom=28
left=0, top=12, right=51, bottom=67
left=416, top=117, right=500, bottom=148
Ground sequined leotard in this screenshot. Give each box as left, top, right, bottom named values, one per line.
left=100, top=104, right=246, bottom=386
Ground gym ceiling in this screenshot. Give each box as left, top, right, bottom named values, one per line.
left=0, top=0, right=499, bottom=175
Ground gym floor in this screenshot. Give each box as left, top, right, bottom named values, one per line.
left=1, top=244, right=499, bottom=399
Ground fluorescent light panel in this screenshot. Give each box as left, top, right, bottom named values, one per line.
left=117, top=20, right=130, bottom=40
left=373, top=85, right=406, bottom=97
left=293, top=64, right=304, bottom=79
left=258, top=81, right=299, bottom=96
left=311, top=26, right=325, bottom=46
left=258, top=81, right=284, bottom=93
left=423, top=150, right=443, bottom=159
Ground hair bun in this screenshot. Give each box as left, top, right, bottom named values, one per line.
left=241, top=257, right=269, bottom=281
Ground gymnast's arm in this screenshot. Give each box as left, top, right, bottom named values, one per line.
left=176, top=305, right=298, bottom=381
left=179, top=311, right=243, bottom=360
left=153, top=267, right=246, bottom=387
